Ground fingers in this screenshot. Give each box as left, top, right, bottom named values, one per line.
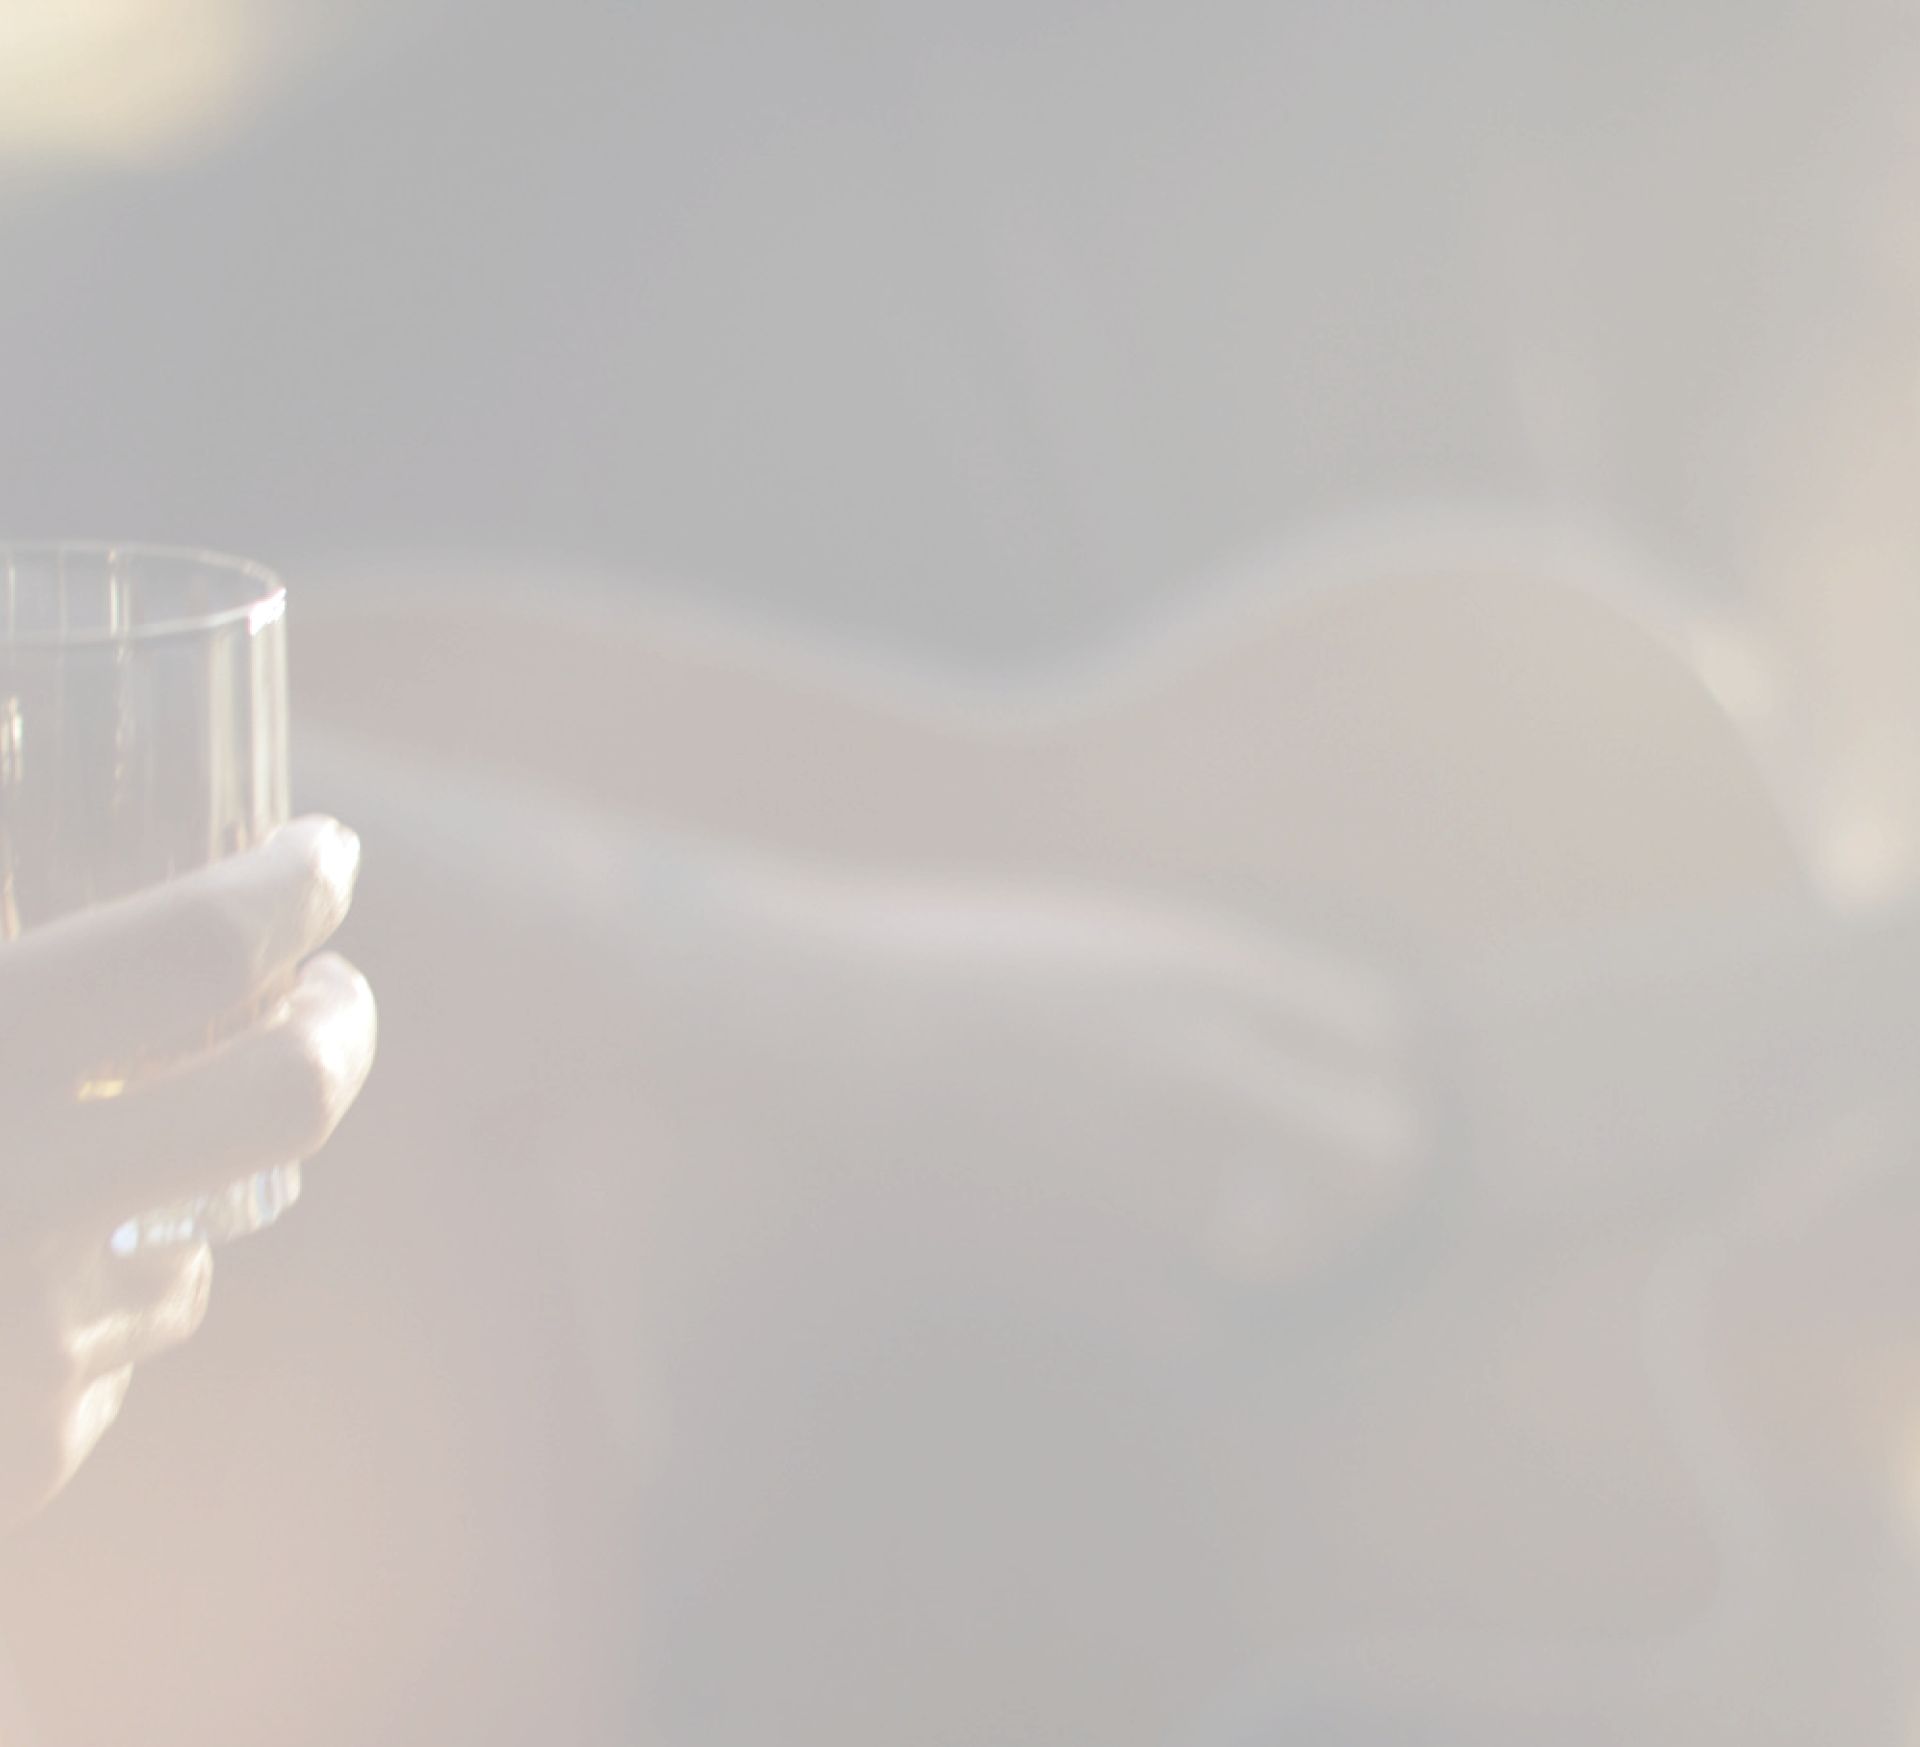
left=0, top=820, right=366, bottom=1528
left=0, top=1358, right=133, bottom=1531
left=33, top=1243, right=218, bottom=1408
left=80, top=1243, right=215, bottom=1371
left=65, top=952, right=377, bottom=1228
left=0, top=816, right=362, bottom=1088
left=0, top=1240, right=206, bottom=1529
left=63, top=1365, right=133, bottom=1486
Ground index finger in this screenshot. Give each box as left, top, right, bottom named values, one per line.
left=0, top=816, right=362, bottom=1088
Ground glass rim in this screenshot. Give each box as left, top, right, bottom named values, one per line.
left=0, top=541, right=286, bottom=650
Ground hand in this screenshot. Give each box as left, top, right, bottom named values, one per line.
left=0, top=816, right=376, bottom=1527
left=652, top=856, right=1436, bottom=1359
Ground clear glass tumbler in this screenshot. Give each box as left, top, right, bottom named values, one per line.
left=0, top=542, right=297, bottom=1248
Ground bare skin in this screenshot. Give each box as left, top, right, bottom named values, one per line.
left=0, top=815, right=376, bottom=1527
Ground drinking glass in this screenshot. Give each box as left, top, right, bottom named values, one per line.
left=0, top=542, right=297, bottom=1249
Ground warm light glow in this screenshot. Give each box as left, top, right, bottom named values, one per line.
left=0, top=0, right=286, bottom=168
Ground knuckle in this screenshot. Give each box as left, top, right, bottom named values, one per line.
left=107, top=1246, right=213, bottom=1353
left=144, top=1271, right=212, bottom=1353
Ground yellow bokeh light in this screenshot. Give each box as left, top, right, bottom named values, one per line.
left=0, top=0, right=293, bottom=169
